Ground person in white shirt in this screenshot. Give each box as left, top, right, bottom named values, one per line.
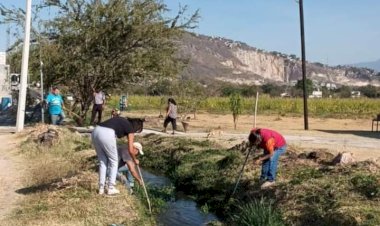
left=91, top=88, right=106, bottom=124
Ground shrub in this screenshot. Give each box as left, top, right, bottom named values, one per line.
left=351, top=174, right=380, bottom=199
left=230, top=198, right=284, bottom=226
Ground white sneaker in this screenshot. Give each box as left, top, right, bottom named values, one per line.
left=260, top=181, right=275, bottom=189
left=107, top=187, right=120, bottom=195
left=128, top=187, right=134, bottom=195
left=99, top=187, right=105, bottom=195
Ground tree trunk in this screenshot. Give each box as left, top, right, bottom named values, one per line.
left=233, top=114, right=238, bottom=130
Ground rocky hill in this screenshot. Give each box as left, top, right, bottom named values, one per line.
left=178, top=33, right=380, bottom=87
left=354, top=59, right=380, bottom=72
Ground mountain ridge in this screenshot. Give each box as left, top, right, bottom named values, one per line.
left=178, top=32, right=380, bottom=87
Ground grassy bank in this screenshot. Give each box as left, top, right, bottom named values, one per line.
left=5, top=126, right=153, bottom=226
left=140, top=134, right=380, bottom=226
left=107, top=95, right=380, bottom=119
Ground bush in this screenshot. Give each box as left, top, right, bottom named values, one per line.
left=230, top=198, right=285, bottom=226
left=351, top=174, right=380, bottom=199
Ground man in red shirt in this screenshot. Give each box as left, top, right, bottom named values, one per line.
left=248, top=128, right=287, bottom=189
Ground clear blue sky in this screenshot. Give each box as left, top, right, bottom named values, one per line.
left=1, top=0, right=379, bottom=65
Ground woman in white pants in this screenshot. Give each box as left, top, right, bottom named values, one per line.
left=92, top=117, right=143, bottom=195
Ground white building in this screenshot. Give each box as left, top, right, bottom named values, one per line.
left=0, top=52, right=11, bottom=103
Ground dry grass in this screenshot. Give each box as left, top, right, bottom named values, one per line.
left=4, top=127, right=152, bottom=226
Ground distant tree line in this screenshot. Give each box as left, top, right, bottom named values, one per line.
left=139, top=78, right=380, bottom=99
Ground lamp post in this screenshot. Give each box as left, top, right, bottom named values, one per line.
left=16, top=0, right=32, bottom=132
left=298, top=0, right=309, bottom=130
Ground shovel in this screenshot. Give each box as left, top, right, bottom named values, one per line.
left=137, top=166, right=152, bottom=214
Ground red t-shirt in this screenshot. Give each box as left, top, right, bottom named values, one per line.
left=251, top=128, right=286, bottom=154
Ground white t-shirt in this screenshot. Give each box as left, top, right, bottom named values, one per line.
left=94, top=92, right=105, bottom=104
left=117, top=145, right=132, bottom=162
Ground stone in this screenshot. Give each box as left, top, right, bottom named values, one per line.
left=332, top=152, right=355, bottom=165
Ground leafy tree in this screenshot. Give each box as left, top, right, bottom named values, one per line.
left=337, top=86, right=352, bottom=98
left=177, top=79, right=204, bottom=119
left=262, top=83, right=282, bottom=97
left=148, top=79, right=178, bottom=96
left=1, top=0, right=199, bottom=124
left=359, top=85, right=379, bottom=98
left=295, top=79, right=313, bottom=96
left=240, top=85, right=261, bottom=97
left=229, top=92, right=242, bottom=130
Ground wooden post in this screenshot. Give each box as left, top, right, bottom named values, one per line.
left=254, top=92, right=259, bottom=128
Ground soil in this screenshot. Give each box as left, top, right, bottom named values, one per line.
left=129, top=111, right=380, bottom=161
left=0, top=133, right=26, bottom=220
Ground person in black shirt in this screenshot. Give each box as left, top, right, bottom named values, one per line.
left=91, top=117, right=144, bottom=195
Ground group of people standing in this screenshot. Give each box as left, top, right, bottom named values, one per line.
left=44, top=87, right=106, bottom=126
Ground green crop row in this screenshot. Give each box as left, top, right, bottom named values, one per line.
left=107, top=95, right=380, bottom=118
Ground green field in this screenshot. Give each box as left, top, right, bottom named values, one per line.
left=108, top=95, right=380, bottom=118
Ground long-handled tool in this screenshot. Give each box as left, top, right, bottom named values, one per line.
left=137, top=166, right=152, bottom=214
left=225, top=146, right=256, bottom=202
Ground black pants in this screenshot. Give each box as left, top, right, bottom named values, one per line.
left=91, top=104, right=103, bottom=124
left=164, top=116, right=177, bottom=130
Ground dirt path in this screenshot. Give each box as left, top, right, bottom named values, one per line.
left=136, top=112, right=380, bottom=161
left=0, top=133, right=25, bottom=220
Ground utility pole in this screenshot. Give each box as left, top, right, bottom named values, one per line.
left=298, top=0, right=309, bottom=130
left=16, top=0, right=32, bottom=132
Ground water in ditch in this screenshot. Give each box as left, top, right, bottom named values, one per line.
left=141, top=170, right=219, bottom=226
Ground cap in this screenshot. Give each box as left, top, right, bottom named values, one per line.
left=133, top=142, right=143, bottom=155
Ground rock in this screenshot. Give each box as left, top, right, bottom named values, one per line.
left=36, top=129, right=59, bottom=146
left=306, top=150, right=334, bottom=162
left=332, top=152, right=355, bottom=165
left=297, top=152, right=308, bottom=159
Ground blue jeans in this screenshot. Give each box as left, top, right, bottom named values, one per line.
left=118, top=165, right=134, bottom=188
left=260, top=145, right=286, bottom=182
left=50, top=112, right=65, bottom=125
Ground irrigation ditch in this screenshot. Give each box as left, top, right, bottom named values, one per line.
left=139, top=133, right=380, bottom=226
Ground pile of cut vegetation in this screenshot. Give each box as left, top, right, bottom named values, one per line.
left=141, top=134, right=380, bottom=226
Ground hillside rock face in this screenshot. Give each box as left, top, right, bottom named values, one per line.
left=179, top=33, right=380, bottom=87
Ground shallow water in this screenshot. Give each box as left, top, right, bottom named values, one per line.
left=141, top=170, right=219, bottom=226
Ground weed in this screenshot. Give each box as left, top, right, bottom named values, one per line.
left=230, top=198, right=284, bottom=226
left=134, top=185, right=175, bottom=214
left=290, top=167, right=324, bottom=185
left=201, top=203, right=210, bottom=214
left=351, top=174, right=380, bottom=199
